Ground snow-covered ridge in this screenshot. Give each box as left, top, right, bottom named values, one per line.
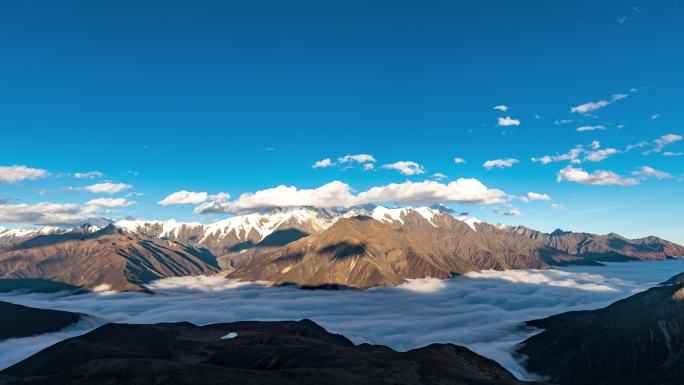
left=2, top=206, right=483, bottom=245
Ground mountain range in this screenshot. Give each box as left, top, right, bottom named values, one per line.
left=1, top=206, right=682, bottom=291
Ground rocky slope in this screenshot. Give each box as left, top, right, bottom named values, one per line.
left=0, top=301, right=82, bottom=340
left=0, top=319, right=537, bottom=385
left=510, top=226, right=684, bottom=261
left=517, top=278, right=684, bottom=385
left=226, top=210, right=583, bottom=288
left=0, top=225, right=220, bottom=291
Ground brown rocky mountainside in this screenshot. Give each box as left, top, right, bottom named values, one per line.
left=510, top=226, right=684, bottom=261
left=226, top=212, right=585, bottom=289
left=0, top=319, right=539, bottom=385
left=516, top=277, right=684, bottom=385
left=0, top=225, right=219, bottom=292
left=0, top=301, right=82, bottom=340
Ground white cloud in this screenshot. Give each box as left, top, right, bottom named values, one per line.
left=521, top=192, right=551, bottom=202
left=362, top=163, right=375, bottom=171
left=532, top=142, right=618, bottom=164
left=650, top=133, right=682, bottom=154
left=0, top=202, right=98, bottom=225
left=584, top=148, right=620, bottom=162
left=381, top=161, right=426, bottom=176
left=532, top=146, right=584, bottom=165
left=84, top=182, right=132, bottom=194
left=497, top=116, right=521, bottom=126
left=631, top=166, right=671, bottom=180
left=194, top=179, right=506, bottom=214
left=575, top=125, right=606, bottom=132
left=557, top=165, right=639, bottom=186
left=551, top=203, right=567, bottom=211
left=86, top=198, right=137, bottom=208
left=493, top=105, right=509, bottom=112
left=483, top=158, right=519, bottom=170
left=0, top=165, right=48, bottom=183
left=651, top=114, right=661, bottom=120
left=312, top=158, right=333, bottom=169
left=570, top=93, right=628, bottom=114
left=453, top=157, right=466, bottom=164
left=432, top=173, right=447, bottom=180
left=554, top=119, right=574, bottom=125
left=338, top=154, right=376, bottom=164
left=663, top=152, right=682, bottom=157
left=158, top=191, right=229, bottom=206
left=74, top=171, right=103, bottom=179
left=496, top=206, right=522, bottom=216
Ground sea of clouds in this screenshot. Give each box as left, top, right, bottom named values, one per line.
left=1, top=258, right=684, bottom=380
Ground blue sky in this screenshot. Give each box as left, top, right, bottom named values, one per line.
left=0, top=0, right=683, bottom=243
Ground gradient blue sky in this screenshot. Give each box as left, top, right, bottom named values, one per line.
left=1, top=0, right=683, bottom=242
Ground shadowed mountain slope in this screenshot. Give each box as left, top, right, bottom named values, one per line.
left=517, top=278, right=684, bottom=385
left=0, top=319, right=538, bottom=385
left=0, top=301, right=82, bottom=340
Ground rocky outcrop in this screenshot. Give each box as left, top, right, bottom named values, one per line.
left=0, top=319, right=538, bottom=385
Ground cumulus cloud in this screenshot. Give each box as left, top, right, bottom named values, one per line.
left=159, top=190, right=229, bottom=206
left=0, top=165, right=48, bottom=183
left=338, top=154, right=376, bottom=164
left=84, top=182, right=132, bottom=194
left=570, top=93, right=628, bottom=114
left=453, top=157, right=466, bottom=164
left=631, top=166, right=671, bottom=180
left=497, top=116, right=521, bottom=126
left=483, top=158, right=519, bottom=170
left=86, top=198, right=137, bottom=208
left=493, top=105, right=509, bottom=112
left=5, top=257, right=678, bottom=379
left=74, top=171, right=103, bottom=179
left=576, top=125, right=606, bottom=132
left=557, top=166, right=639, bottom=186
left=0, top=202, right=99, bottom=225
left=381, top=161, right=426, bottom=176
left=194, top=179, right=506, bottom=214
left=521, top=192, right=552, bottom=202
left=312, top=158, right=333, bottom=169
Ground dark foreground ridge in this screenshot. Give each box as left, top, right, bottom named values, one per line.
left=0, top=319, right=539, bottom=385
left=517, top=274, right=684, bottom=385
left=0, top=301, right=82, bottom=341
